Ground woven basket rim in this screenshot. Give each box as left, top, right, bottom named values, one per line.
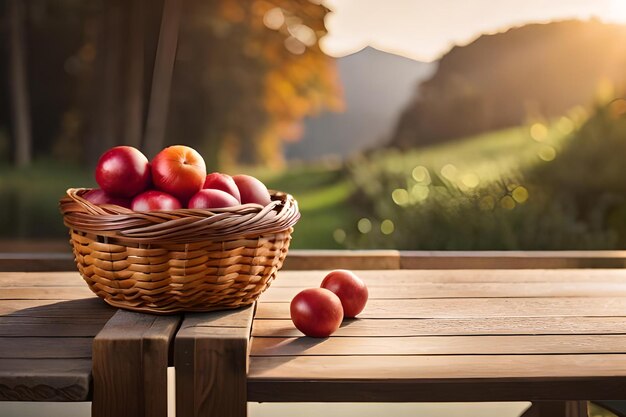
left=60, top=188, right=300, bottom=245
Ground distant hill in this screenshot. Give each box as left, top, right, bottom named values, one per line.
left=390, top=20, right=626, bottom=148
left=285, top=47, right=434, bottom=160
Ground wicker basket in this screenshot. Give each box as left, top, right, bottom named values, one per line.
left=59, top=188, right=300, bottom=314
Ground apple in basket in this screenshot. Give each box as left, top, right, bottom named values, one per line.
left=87, top=145, right=274, bottom=211
left=233, top=174, right=272, bottom=206
left=203, top=172, right=241, bottom=202
left=131, top=190, right=182, bottom=211
left=83, top=189, right=131, bottom=208
left=188, top=189, right=240, bottom=209
left=151, top=145, right=207, bottom=203
left=95, top=146, right=151, bottom=198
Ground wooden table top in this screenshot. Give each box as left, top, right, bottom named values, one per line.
left=4, top=268, right=626, bottom=413
left=247, top=269, right=626, bottom=402
left=0, top=271, right=179, bottom=415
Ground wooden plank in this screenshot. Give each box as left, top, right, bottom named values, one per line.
left=0, top=298, right=116, bottom=317
left=0, top=358, right=92, bottom=401
left=176, top=305, right=255, bottom=417
left=2, top=250, right=626, bottom=272
left=0, top=322, right=106, bottom=337
left=282, top=250, right=401, bottom=270
left=0, top=253, right=75, bottom=272
left=248, top=376, right=626, bottom=403
left=92, top=310, right=180, bottom=417
left=0, top=337, right=92, bottom=359
left=0, top=272, right=84, bottom=287
left=249, top=354, right=626, bottom=379
left=0, top=287, right=96, bottom=300
left=251, top=335, right=626, bottom=356
left=256, top=297, right=626, bottom=319
left=252, top=317, right=626, bottom=337
left=272, top=269, right=626, bottom=287
left=180, top=305, right=255, bottom=329
left=259, top=282, right=626, bottom=301
left=401, top=251, right=626, bottom=269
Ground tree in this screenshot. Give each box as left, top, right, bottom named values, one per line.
left=7, top=0, right=32, bottom=167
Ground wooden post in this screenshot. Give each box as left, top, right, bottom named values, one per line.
left=7, top=0, right=32, bottom=167
left=143, top=0, right=182, bottom=157
left=175, top=305, right=255, bottom=417
left=92, top=310, right=180, bottom=417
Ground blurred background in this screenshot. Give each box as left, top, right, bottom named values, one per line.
left=2, top=0, right=626, bottom=251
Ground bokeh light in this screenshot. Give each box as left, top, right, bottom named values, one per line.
left=412, top=165, right=430, bottom=183
left=263, top=7, right=284, bottom=30
left=333, top=228, right=346, bottom=243
left=530, top=123, right=548, bottom=142
left=391, top=188, right=409, bottom=206
left=410, top=183, right=430, bottom=202
left=500, top=195, right=516, bottom=210
left=461, top=173, right=480, bottom=188
left=440, top=163, right=457, bottom=180
left=512, top=186, right=529, bottom=203
left=380, top=219, right=395, bottom=235
left=357, top=218, right=372, bottom=233
left=538, top=145, right=556, bottom=161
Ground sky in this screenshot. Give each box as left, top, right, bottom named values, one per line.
left=320, top=0, right=626, bottom=62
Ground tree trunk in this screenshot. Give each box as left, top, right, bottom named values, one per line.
left=143, top=0, right=182, bottom=158
left=8, top=0, right=32, bottom=167
left=124, top=0, right=144, bottom=149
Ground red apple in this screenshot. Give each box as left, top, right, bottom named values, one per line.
left=321, top=270, right=369, bottom=318
left=95, top=146, right=151, bottom=198
left=203, top=172, right=241, bottom=202
left=83, top=189, right=131, bottom=208
left=290, top=288, right=344, bottom=338
left=131, top=190, right=182, bottom=211
left=151, top=145, right=206, bottom=203
left=188, top=189, right=240, bottom=209
left=232, top=174, right=271, bottom=206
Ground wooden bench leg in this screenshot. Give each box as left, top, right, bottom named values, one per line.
left=175, top=305, right=254, bottom=417
left=521, top=401, right=587, bottom=417
left=92, top=311, right=180, bottom=417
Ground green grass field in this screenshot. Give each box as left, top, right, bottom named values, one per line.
left=0, top=118, right=588, bottom=249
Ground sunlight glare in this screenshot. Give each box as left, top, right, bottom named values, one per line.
left=609, top=0, right=626, bottom=23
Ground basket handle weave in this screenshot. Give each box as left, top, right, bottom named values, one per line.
left=60, top=188, right=300, bottom=244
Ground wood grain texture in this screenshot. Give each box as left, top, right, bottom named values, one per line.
left=252, top=316, right=626, bottom=337
left=255, top=297, right=626, bottom=319
left=0, top=298, right=115, bottom=317
left=272, top=269, right=626, bottom=287
left=92, top=310, right=180, bottom=417
left=248, top=354, right=626, bottom=380
left=0, top=272, right=84, bottom=287
left=176, top=305, right=254, bottom=417
left=0, top=337, right=92, bottom=358
left=259, top=282, right=626, bottom=301
left=251, top=335, right=626, bottom=356
left=282, top=250, right=400, bottom=270
left=0, top=358, right=92, bottom=401
left=0, top=286, right=96, bottom=300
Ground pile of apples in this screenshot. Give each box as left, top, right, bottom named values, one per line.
left=290, top=270, right=369, bottom=338
left=84, top=145, right=272, bottom=211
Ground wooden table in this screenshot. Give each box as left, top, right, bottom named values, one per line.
left=0, top=272, right=180, bottom=417
left=4, top=267, right=626, bottom=417
left=177, top=269, right=626, bottom=417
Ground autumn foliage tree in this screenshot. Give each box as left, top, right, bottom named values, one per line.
left=2, top=0, right=342, bottom=169
left=168, top=0, right=342, bottom=169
